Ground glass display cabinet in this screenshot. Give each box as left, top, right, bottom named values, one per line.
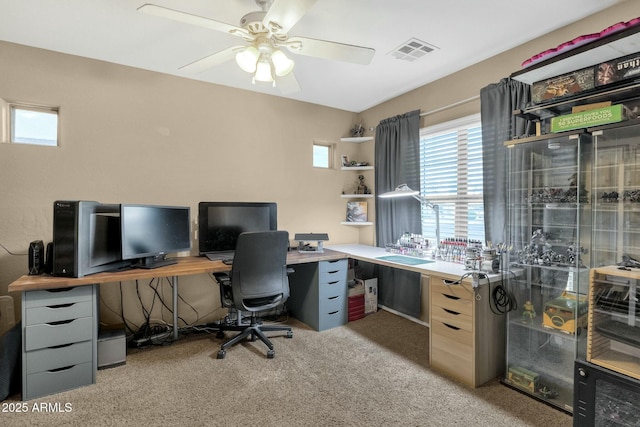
left=503, top=131, right=592, bottom=413
left=591, top=119, right=640, bottom=268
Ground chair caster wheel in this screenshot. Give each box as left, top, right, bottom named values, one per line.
left=267, top=350, right=275, bottom=359
left=217, top=350, right=226, bottom=359
left=216, top=331, right=225, bottom=339
left=286, top=331, right=293, bottom=339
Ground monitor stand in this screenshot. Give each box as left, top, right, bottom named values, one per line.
left=135, top=255, right=178, bottom=269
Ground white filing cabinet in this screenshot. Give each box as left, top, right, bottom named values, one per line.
left=288, top=259, right=348, bottom=331
left=22, top=285, right=97, bottom=400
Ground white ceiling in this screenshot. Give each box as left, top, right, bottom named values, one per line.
left=0, top=0, right=623, bottom=112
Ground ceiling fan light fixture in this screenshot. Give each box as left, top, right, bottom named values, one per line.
left=253, top=55, right=274, bottom=83
left=235, top=46, right=259, bottom=73
left=270, top=49, right=294, bottom=76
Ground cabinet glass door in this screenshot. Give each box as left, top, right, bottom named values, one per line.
left=503, top=132, right=592, bottom=413
left=592, top=120, right=640, bottom=268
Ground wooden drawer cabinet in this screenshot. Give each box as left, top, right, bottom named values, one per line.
left=21, top=285, right=97, bottom=400
left=588, top=267, right=640, bottom=381
left=429, top=274, right=504, bottom=388
left=288, top=259, right=348, bottom=331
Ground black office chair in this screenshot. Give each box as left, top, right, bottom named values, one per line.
left=213, top=230, right=293, bottom=359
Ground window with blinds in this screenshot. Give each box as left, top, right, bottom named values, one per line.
left=419, top=114, right=484, bottom=243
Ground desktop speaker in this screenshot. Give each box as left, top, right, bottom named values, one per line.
left=28, top=240, right=45, bottom=275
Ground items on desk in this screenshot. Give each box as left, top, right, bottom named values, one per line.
left=385, top=232, right=431, bottom=258
left=294, top=233, right=329, bottom=253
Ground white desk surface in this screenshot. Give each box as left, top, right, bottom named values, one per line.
left=328, top=244, right=501, bottom=283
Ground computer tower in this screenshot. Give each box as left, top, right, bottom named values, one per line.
left=52, top=201, right=130, bottom=277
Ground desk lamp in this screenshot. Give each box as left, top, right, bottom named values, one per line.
left=378, top=184, right=440, bottom=247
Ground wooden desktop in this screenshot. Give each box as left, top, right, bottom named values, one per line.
left=8, top=249, right=348, bottom=400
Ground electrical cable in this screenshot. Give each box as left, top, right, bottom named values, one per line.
left=490, top=270, right=518, bottom=315
left=0, top=241, right=27, bottom=256
left=119, top=282, right=140, bottom=336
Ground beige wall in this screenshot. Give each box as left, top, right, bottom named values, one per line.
left=1, top=0, right=636, bottom=326
left=0, top=41, right=362, bottom=325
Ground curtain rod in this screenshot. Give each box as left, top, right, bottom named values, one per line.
left=419, top=95, right=480, bottom=117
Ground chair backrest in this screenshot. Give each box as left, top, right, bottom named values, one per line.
left=230, top=230, right=290, bottom=313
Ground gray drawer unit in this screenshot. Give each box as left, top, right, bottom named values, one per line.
left=24, top=317, right=94, bottom=351
left=26, top=300, right=93, bottom=326
left=288, top=259, right=348, bottom=331
left=26, top=362, right=94, bottom=399
left=26, top=340, right=93, bottom=372
left=24, top=285, right=93, bottom=308
left=21, top=285, right=98, bottom=401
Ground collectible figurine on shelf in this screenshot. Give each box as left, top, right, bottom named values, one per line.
left=522, top=300, right=536, bottom=324
left=350, top=123, right=365, bottom=137
left=356, top=175, right=371, bottom=195
left=538, top=386, right=558, bottom=399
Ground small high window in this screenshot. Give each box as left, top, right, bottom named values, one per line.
left=9, top=104, right=59, bottom=146
left=313, top=142, right=333, bottom=168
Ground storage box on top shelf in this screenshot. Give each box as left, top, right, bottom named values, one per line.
left=531, top=66, right=595, bottom=104
left=595, top=51, right=640, bottom=87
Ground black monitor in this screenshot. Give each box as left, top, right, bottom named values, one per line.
left=120, top=204, right=191, bottom=268
left=198, top=202, right=277, bottom=256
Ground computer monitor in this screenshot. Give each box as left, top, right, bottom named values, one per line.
left=198, top=202, right=277, bottom=256
left=120, top=204, right=191, bottom=268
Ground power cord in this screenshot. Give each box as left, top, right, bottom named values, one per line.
left=490, top=271, right=518, bottom=315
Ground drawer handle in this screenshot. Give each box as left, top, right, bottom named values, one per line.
left=327, top=281, right=339, bottom=285
left=328, top=296, right=339, bottom=300
left=48, top=319, right=74, bottom=326
left=327, top=270, right=340, bottom=274
left=443, top=308, right=460, bottom=316
left=49, top=343, right=74, bottom=350
left=443, top=294, right=460, bottom=301
left=328, top=310, right=339, bottom=315
left=48, top=303, right=74, bottom=309
left=46, top=287, right=77, bottom=293
left=49, top=365, right=75, bottom=373
left=443, top=322, right=460, bottom=331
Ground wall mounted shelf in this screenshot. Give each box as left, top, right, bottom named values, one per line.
left=340, top=221, right=373, bottom=226
left=340, top=137, right=373, bottom=143
left=341, top=166, right=374, bottom=171
left=511, top=24, right=640, bottom=85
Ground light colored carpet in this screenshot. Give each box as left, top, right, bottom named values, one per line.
left=4, top=310, right=572, bottom=426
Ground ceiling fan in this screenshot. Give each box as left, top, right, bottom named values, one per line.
left=138, top=0, right=375, bottom=93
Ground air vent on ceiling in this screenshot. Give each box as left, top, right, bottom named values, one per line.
left=389, top=38, right=438, bottom=62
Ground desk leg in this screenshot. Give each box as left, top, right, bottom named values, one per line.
left=172, top=276, right=179, bottom=341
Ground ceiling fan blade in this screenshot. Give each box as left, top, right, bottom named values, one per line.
left=179, top=46, right=240, bottom=74
left=276, top=72, right=301, bottom=94
left=263, top=0, right=318, bottom=35
left=285, top=37, right=375, bottom=65
left=138, top=4, right=250, bottom=39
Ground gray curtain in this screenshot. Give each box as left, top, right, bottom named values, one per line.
left=374, top=109, right=421, bottom=248
left=373, top=109, right=421, bottom=318
left=480, top=78, right=533, bottom=245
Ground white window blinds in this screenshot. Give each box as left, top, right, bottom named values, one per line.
left=419, top=114, right=484, bottom=242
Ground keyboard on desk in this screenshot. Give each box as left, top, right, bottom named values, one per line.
left=204, top=252, right=234, bottom=263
